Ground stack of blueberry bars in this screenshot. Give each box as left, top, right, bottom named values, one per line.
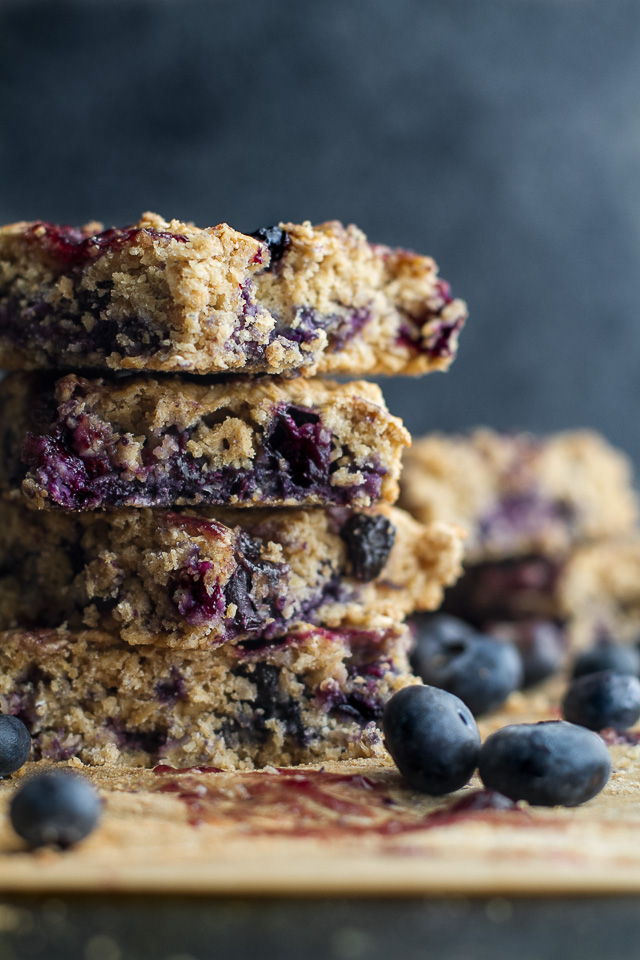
left=0, top=213, right=467, bottom=770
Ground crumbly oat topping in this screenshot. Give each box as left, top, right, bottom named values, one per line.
left=0, top=215, right=467, bottom=376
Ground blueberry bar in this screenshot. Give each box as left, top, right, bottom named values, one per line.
left=0, top=502, right=463, bottom=649
left=400, top=429, right=637, bottom=563
left=401, top=429, right=637, bottom=649
left=0, top=372, right=409, bottom=510
left=0, top=622, right=415, bottom=768
left=0, top=214, right=466, bottom=376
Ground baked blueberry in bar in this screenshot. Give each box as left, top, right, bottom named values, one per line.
left=0, top=372, right=409, bottom=510
left=0, top=502, right=463, bottom=650
left=0, top=623, right=416, bottom=768
left=0, top=214, right=466, bottom=376
left=400, top=429, right=637, bottom=562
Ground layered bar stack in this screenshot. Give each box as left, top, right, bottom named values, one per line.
left=400, top=428, right=639, bottom=655
left=0, top=214, right=467, bottom=768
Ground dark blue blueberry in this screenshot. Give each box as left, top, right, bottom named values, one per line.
left=382, top=685, right=481, bottom=795
left=10, top=771, right=101, bottom=848
left=250, top=225, right=290, bottom=266
left=0, top=715, right=31, bottom=776
left=411, top=613, right=477, bottom=644
left=264, top=406, right=330, bottom=489
left=478, top=721, right=611, bottom=806
left=341, top=513, right=396, bottom=582
left=487, top=619, right=566, bottom=687
left=572, top=641, right=640, bottom=679
left=562, top=670, right=640, bottom=731
left=411, top=617, right=523, bottom=716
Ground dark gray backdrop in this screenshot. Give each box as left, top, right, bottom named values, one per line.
left=1, top=0, right=639, bottom=464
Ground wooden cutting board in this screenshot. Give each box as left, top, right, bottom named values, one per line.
left=1, top=681, right=640, bottom=897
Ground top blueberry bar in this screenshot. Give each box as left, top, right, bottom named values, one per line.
left=0, top=214, right=466, bottom=376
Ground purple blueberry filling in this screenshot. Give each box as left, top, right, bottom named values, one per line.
left=104, top=719, right=168, bottom=756
left=39, top=735, right=84, bottom=763
left=155, top=667, right=188, bottom=704
left=313, top=630, right=400, bottom=725
left=171, top=530, right=292, bottom=640
left=20, top=400, right=386, bottom=510
left=477, top=493, right=576, bottom=551
left=2, top=666, right=50, bottom=731
left=26, top=222, right=189, bottom=267
left=0, top=223, right=191, bottom=362
left=223, top=662, right=309, bottom=748
left=396, top=281, right=463, bottom=359
left=173, top=557, right=227, bottom=625
left=290, top=306, right=372, bottom=352
left=321, top=662, right=393, bottom=724
left=0, top=295, right=167, bottom=361
left=171, top=533, right=361, bottom=643
left=233, top=304, right=374, bottom=369
left=442, top=555, right=563, bottom=627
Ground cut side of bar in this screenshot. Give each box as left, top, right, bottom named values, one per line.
left=0, top=623, right=416, bottom=768
left=0, top=372, right=409, bottom=510
left=0, top=502, right=463, bottom=649
left=0, top=215, right=466, bottom=377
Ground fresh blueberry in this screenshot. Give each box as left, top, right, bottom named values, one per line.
left=479, top=721, right=611, bottom=806
left=341, top=513, right=396, bottom=582
left=411, top=619, right=523, bottom=716
left=10, top=771, right=101, bottom=848
left=250, top=225, right=291, bottom=266
left=382, top=685, right=481, bottom=795
left=411, top=613, right=477, bottom=644
left=0, top=715, right=31, bottom=776
left=487, top=619, right=566, bottom=687
left=572, top=641, right=640, bottom=679
left=562, top=670, right=640, bottom=731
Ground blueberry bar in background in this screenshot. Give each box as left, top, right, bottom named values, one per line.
left=0, top=502, right=463, bottom=650
left=399, top=428, right=638, bottom=652
left=0, top=372, right=409, bottom=510
left=400, top=429, right=637, bottom=561
left=0, top=623, right=416, bottom=769
left=0, top=214, right=466, bottom=377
